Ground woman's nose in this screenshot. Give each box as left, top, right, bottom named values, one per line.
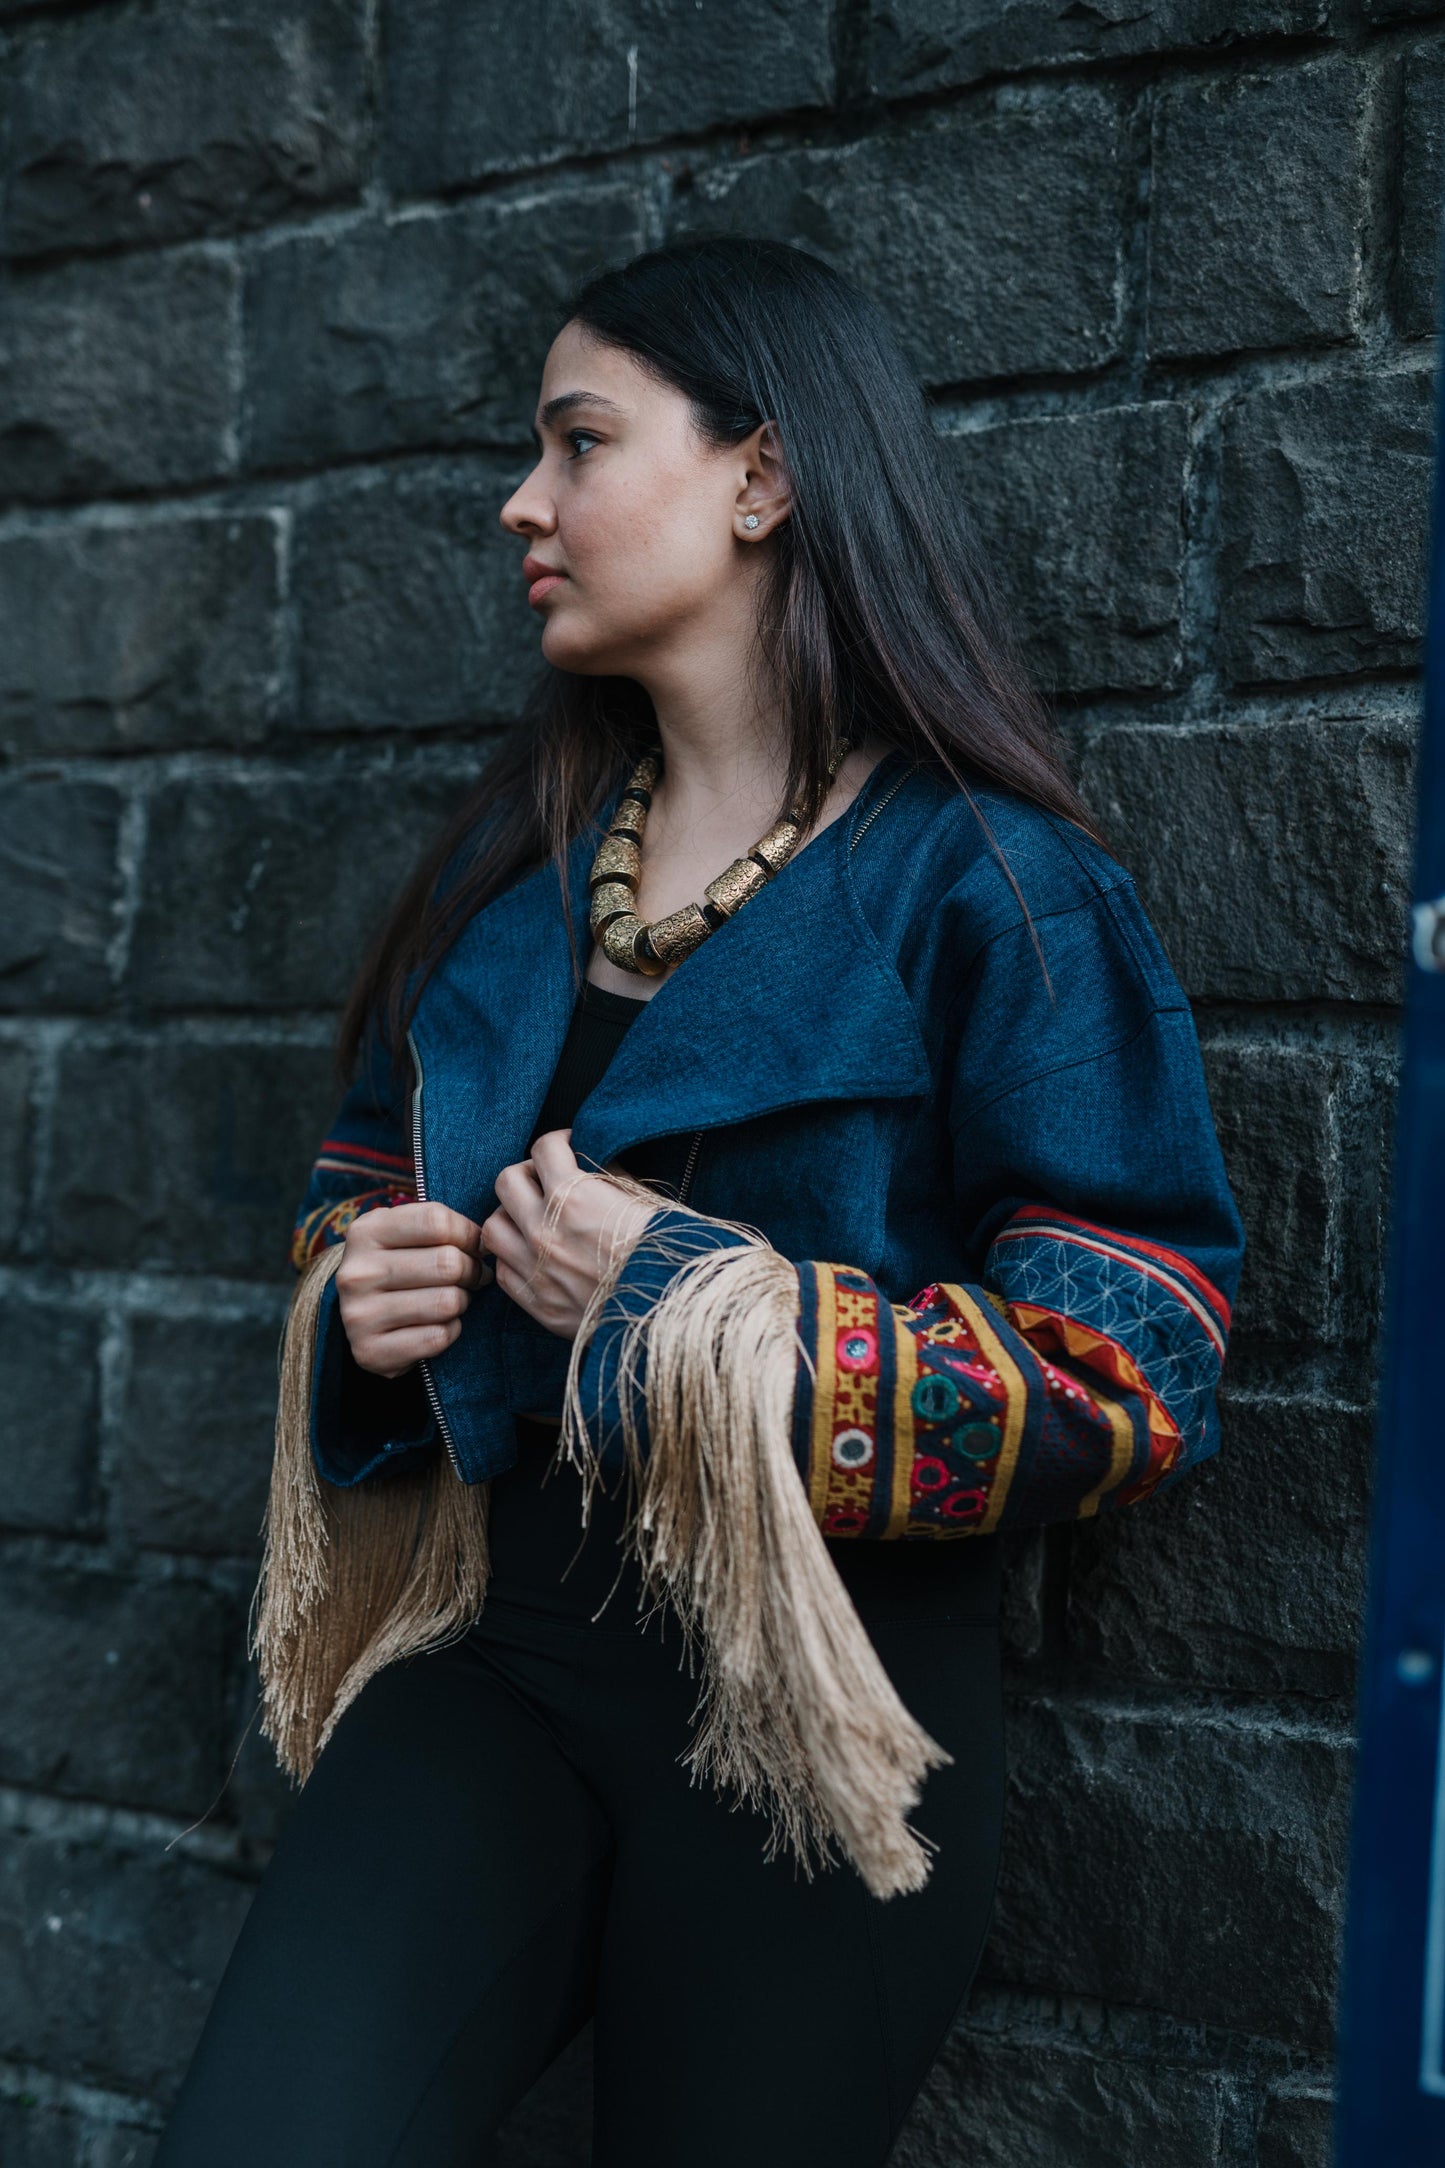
left=499, top=466, right=556, bottom=536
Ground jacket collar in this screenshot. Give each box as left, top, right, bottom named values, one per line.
left=570, top=750, right=930, bottom=1170
left=411, top=748, right=930, bottom=1209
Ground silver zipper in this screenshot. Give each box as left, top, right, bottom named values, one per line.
left=849, top=769, right=908, bottom=851
left=677, top=1128, right=703, bottom=1205
left=405, top=1028, right=464, bottom=1477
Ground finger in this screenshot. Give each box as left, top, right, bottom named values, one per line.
left=492, top=1256, right=533, bottom=1307
left=493, top=1160, right=547, bottom=1244
left=528, top=1128, right=578, bottom=1193
left=479, top=1206, right=535, bottom=1277
left=491, top=1256, right=557, bottom=1324
left=355, top=1318, right=463, bottom=1375
left=339, top=1279, right=473, bottom=1338
left=362, top=1201, right=488, bottom=1255
left=364, top=1244, right=490, bottom=1294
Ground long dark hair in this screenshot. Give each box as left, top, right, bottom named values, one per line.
left=339, top=234, right=1102, bottom=1078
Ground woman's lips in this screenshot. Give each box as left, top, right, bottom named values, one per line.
left=527, top=573, right=566, bottom=608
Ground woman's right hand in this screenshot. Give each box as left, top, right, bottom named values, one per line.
left=335, top=1203, right=493, bottom=1379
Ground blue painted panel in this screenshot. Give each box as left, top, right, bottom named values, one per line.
left=1334, top=234, right=1445, bottom=2160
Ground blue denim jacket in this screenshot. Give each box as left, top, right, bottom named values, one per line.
left=293, top=749, right=1245, bottom=1542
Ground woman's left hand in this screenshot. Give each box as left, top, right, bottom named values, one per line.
left=481, top=1128, right=660, bottom=1340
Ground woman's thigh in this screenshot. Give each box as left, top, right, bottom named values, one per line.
left=588, top=1617, right=1006, bottom=2168
left=154, top=1634, right=613, bottom=2168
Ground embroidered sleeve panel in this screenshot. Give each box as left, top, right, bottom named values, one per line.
left=791, top=1210, right=1232, bottom=1541
left=289, top=1135, right=417, bottom=1271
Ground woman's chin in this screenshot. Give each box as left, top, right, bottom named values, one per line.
left=538, top=616, right=621, bottom=676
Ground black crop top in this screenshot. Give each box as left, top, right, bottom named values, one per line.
left=527, top=976, right=695, bottom=1198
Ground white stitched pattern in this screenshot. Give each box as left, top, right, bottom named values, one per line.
left=987, top=1231, right=1222, bottom=1443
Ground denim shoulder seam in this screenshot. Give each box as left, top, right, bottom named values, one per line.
left=952, top=1001, right=1193, bottom=1135
left=937, top=877, right=1142, bottom=1033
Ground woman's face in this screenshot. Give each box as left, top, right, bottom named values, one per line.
left=499, top=320, right=782, bottom=680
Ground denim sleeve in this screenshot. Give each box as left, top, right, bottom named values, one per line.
left=795, top=880, right=1245, bottom=1538
left=289, top=1020, right=439, bottom=1488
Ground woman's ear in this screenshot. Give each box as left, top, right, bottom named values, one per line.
left=734, top=419, right=792, bottom=541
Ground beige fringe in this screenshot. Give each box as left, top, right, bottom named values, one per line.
left=555, top=1178, right=954, bottom=1901
left=248, top=1242, right=492, bottom=1783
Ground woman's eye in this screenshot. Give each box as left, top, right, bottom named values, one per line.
left=566, top=430, right=602, bottom=459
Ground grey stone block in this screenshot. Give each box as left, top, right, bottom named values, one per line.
left=986, top=1696, right=1351, bottom=2045
left=0, top=778, right=123, bottom=1011
left=1257, top=2088, right=1336, bottom=2166
left=0, top=1820, right=253, bottom=2097
left=892, top=2022, right=1227, bottom=2167
left=0, top=1299, right=99, bottom=1538
left=295, top=464, right=539, bottom=732
left=128, top=764, right=463, bottom=1009
left=383, top=0, right=833, bottom=192
left=942, top=403, right=1189, bottom=695
left=2, top=0, right=369, bottom=257
left=0, top=1039, right=32, bottom=1251
left=1079, top=721, right=1416, bottom=1003
left=671, top=92, right=1129, bottom=386
left=247, top=182, right=645, bottom=468
left=0, top=2098, right=157, bottom=2168
left=0, top=250, right=238, bottom=505
left=1397, top=48, right=1445, bottom=341
left=1220, top=367, right=1433, bottom=683
left=1331, top=1047, right=1397, bottom=1361
left=0, top=1556, right=239, bottom=1814
left=48, top=1038, right=337, bottom=1278
left=1201, top=1040, right=1338, bottom=1342
left=1147, top=59, right=1365, bottom=360
left=113, top=1310, right=286, bottom=1558
left=1000, top=1526, right=1047, bottom=1668
left=1066, top=1395, right=1372, bottom=1700
left=860, top=0, right=1326, bottom=99
left=0, top=515, right=284, bottom=757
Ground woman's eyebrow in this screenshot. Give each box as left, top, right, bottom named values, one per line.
left=531, top=390, right=627, bottom=447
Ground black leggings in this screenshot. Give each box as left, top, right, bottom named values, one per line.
left=156, top=1422, right=1007, bottom=2168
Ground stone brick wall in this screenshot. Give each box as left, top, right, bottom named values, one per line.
left=0, top=3, right=1434, bottom=2162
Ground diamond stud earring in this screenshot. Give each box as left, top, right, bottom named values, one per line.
left=743, top=514, right=760, bottom=529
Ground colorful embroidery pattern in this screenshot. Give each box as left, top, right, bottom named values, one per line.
left=987, top=1207, right=1230, bottom=1508
left=793, top=1210, right=1231, bottom=1540
left=289, top=1136, right=417, bottom=1270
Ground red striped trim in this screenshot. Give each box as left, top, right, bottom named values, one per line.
left=1004, top=1206, right=1232, bottom=1332
left=315, top=1155, right=417, bottom=1186
left=317, top=1138, right=416, bottom=1173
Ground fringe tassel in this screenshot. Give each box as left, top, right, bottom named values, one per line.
left=556, top=1188, right=954, bottom=1901
left=248, top=1243, right=492, bottom=1783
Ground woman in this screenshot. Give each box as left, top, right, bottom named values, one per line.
left=157, top=237, right=1244, bottom=2167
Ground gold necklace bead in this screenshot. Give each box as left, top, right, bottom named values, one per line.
left=591, top=833, right=642, bottom=888
left=589, top=879, right=636, bottom=932
left=643, top=901, right=713, bottom=966
left=600, top=911, right=667, bottom=976
left=703, top=855, right=770, bottom=918
left=751, top=816, right=804, bottom=874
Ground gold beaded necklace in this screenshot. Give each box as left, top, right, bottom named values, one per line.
left=588, top=738, right=854, bottom=977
